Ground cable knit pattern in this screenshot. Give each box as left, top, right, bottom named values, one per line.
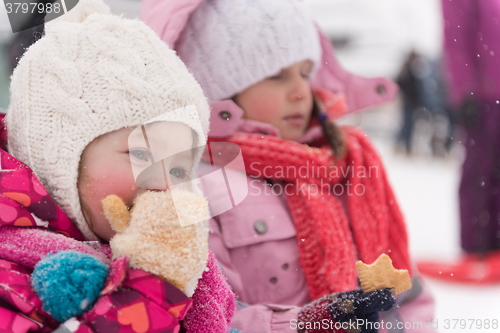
left=6, top=0, right=209, bottom=240
left=176, top=0, right=321, bottom=102
left=205, top=126, right=411, bottom=300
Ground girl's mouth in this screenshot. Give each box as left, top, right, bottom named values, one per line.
left=284, top=113, right=305, bottom=126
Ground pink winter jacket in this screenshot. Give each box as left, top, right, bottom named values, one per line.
left=0, top=119, right=235, bottom=332
left=140, top=1, right=435, bottom=332
left=198, top=115, right=436, bottom=333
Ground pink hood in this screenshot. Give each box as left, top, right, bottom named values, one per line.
left=140, top=0, right=398, bottom=137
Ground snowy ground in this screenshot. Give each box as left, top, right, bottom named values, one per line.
left=377, top=137, right=500, bottom=333
left=348, top=104, right=500, bottom=333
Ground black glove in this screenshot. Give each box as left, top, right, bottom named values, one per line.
left=329, top=288, right=395, bottom=332
left=297, top=288, right=396, bottom=333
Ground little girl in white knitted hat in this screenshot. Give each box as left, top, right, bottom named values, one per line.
left=142, top=0, right=437, bottom=332
left=0, top=0, right=234, bottom=331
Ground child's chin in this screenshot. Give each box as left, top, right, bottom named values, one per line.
left=282, top=130, right=305, bottom=142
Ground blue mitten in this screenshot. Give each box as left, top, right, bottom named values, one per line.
left=31, top=250, right=108, bottom=322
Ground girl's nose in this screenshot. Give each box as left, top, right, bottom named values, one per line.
left=131, top=180, right=169, bottom=204
left=288, top=75, right=310, bottom=102
left=134, top=161, right=171, bottom=191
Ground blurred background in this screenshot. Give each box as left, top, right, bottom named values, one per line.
left=1, top=0, right=499, bottom=331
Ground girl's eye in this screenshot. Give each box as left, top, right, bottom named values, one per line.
left=301, top=72, right=311, bottom=79
left=268, top=70, right=285, bottom=80
left=129, top=148, right=150, bottom=162
left=301, top=62, right=313, bottom=79
left=169, top=167, right=187, bottom=179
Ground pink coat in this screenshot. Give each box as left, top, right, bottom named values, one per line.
left=0, top=120, right=235, bottom=333
left=198, top=119, right=436, bottom=333
left=140, top=2, right=435, bottom=331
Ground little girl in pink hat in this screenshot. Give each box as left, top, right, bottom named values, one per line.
left=142, top=0, right=437, bottom=332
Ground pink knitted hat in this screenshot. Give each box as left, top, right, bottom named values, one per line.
left=140, top=0, right=399, bottom=138
left=175, top=0, right=322, bottom=102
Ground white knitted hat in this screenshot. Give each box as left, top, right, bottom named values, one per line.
left=6, top=0, right=210, bottom=240
left=175, top=0, right=322, bottom=102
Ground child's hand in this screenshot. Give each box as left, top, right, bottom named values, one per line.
left=102, top=190, right=209, bottom=297
left=31, top=250, right=108, bottom=322
left=297, top=288, right=396, bottom=333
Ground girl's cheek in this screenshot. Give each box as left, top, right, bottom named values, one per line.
left=99, top=178, right=137, bottom=203
left=243, top=91, right=282, bottom=121
left=81, top=171, right=136, bottom=206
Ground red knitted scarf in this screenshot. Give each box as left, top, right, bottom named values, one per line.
left=205, top=126, right=411, bottom=300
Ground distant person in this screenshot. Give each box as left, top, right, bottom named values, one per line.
left=418, top=0, right=500, bottom=283
left=396, top=51, right=454, bottom=157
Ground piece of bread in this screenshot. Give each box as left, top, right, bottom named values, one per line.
left=356, top=254, right=412, bottom=295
